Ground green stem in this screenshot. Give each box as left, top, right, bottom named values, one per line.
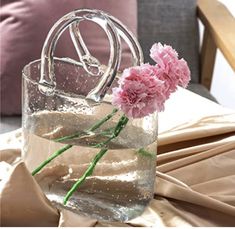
left=93, top=115, right=129, bottom=148
left=64, top=114, right=129, bottom=205
left=63, top=148, right=108, bottom=204
left=137, top=148, right=155, bottom=158
left=55, top=108, right=118, bottom=143
left=32, top=144, right=73, bottom=176
left=89, top=108, right=119, bottom=132
left=99, top=127, right=115, bottom=137
left=31, top=108, right=118, bottom=176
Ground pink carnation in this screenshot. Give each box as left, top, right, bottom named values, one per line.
left=112, top=43, right=191, bottom=119
left=112, top=64, right=168, bottom=118
left=150, top=42, right=179, bottom=70
left=150, top=43, right=191, bottom=92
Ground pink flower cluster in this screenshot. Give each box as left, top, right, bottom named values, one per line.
left=112, top=43, right=191, bottom=118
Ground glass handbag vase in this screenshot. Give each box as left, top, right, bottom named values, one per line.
left=22, top=9, right=158, bottom=222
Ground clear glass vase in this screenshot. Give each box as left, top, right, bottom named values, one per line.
left=22, top=9, right=158, bottom=222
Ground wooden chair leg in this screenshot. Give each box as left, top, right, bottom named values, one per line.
left=200, top=29, right=217, bottom=90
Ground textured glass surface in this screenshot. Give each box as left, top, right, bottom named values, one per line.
left=22, top=9, right=156, bottom=221
left=22, top=60, right=157, bottom=221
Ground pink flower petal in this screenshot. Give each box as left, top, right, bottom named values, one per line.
left=112, top=43, right=191, bottom=119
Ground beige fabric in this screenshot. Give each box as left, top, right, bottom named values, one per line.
left=0, top=162, right=59, bottom=227
left=59, top=210, right=97, bottom=227
left=1, top=89, right=235, bottom=226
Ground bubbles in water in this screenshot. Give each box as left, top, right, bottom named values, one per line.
left=23, top=103, right=157, bottom=222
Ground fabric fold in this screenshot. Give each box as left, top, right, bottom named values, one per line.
left=0, top=162, right=59, bottom=227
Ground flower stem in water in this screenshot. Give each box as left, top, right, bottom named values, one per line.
left=32, top=108, right=118, bottom=176
left=55, top=108, right=118, bottom=143
left=63, top=148, right=108, bottom=205
left=31, top=144, right=73, bottom=176
left=64, top=115, right=129, bottom=204
left=93, top=115, right=129, bottom=148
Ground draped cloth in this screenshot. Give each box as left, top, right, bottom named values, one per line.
left=1, top=88, right=235, bottom=227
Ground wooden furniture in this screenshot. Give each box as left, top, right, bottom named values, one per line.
left=198, top=0, right=235, bottom=90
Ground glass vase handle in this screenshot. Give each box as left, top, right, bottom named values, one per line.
left=39, top=9, right=144, bottom=102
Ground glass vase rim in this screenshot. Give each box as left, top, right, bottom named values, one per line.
left=22, top=58, right=113, bottom=104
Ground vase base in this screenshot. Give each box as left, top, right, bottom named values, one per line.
left=46, top=189, right=150, bottom=222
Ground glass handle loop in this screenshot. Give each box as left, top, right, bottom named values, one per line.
left=39, top=9, right=144, bottom=102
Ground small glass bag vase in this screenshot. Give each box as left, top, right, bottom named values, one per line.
left=22, top=9, right=158, bottom=222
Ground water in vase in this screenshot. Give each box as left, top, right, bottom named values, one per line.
left=22, top=101, right=157, bottom=222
